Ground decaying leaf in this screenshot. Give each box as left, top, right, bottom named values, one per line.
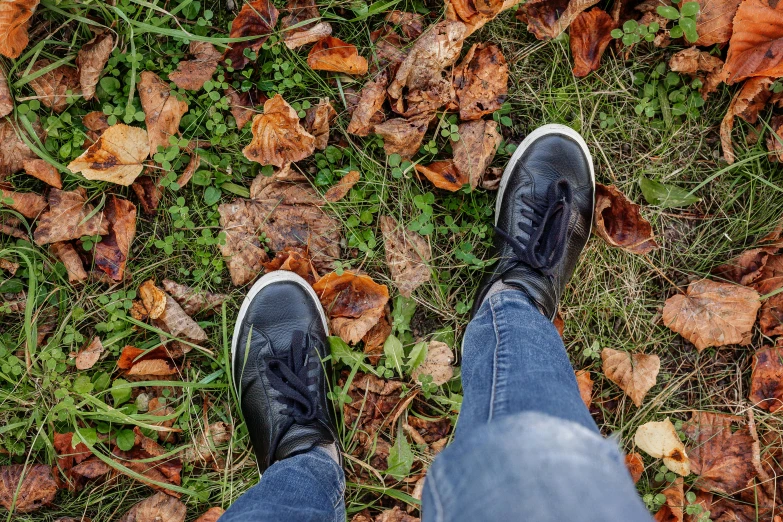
left=169, top=41, right=221, bottom=91
left=0, top=119, right=41, bottom=176
left=446, top=0, right=521, bottom=36
left=662, top=279, right=760, bottom=352
left=346, top=72, right=388, bottom=136
left=516, top=0, right=600, bottom=40
left=452, top=119, right=502, bottom=189
left=575, top=369, right=593, bottom=408
left=280, top=0, right=328, bottom=46
left=305, top=98, right=337, bottom=150
left=117, top=492, right=186, bottom=522
left=723, top=0, right=783, bottom=83
left=749, top=345, right=783, bottom=412
left=307, top=36, right=368, bottom=75
left=720, top=76, right=773, bottom=164
left=669, top=47, right=726, bottom=99
left=53, top=432, right=91, bottom=472
left=23, top=158, right=62, bottom=188
left=625, top=452, right=645, bottom=484
left=0, top=0, right=38, bottom=58
left=683, top=411, right=756, bottom=494
left=654, top=478, right=684, bottom=522
left=263, top=246, right=319, bottom=284
left=138, top=71, right=188, bottom=157
left=177, top=153, right=200, bottom=188
left=153, top=294, right=208, bottom=347
left=0, top=68, right=12, bottom=117
left=162, top=279, right=228, bottom=317
left=29, top=59, right=80, bottom=113
left=34, top=188, right=109, bottom=245
left=82, top=110, right=110, bottom=145
left=286, top=21, right=332, bottom=49
left=0, top=464, right=58, bottom=513
left=343, top=372, right=403, bottom=442
left=594, top=183, right=659, bottom=254
left=223, top=0, right=279, bottom=70
left=243, top=94, right=316, bottom=167
left=138, top=279, right=167, bottom=320
left=453, top=43, right=508, bottom=120
left=374, top=114, right=434, bottom=158
left=76, top=32, right=114, bottom=100
left=379, top=215, right=431, bottom=296
left=0, top=186, right=47, bottom=218
left=324, top=170, right=360, bottom=203
left=195, top=507, right=226, bottom=522
left=313, top=271, right=390, bottom=344
left=695, top=0, right=742, bottom=46
left=182, top=422, right=232, bottom=463
left=130, top=175, right=162, bottom=215
left=0, top=257, right=18, bottom=274
left=93, top=195, right=136, bottom=281
left=226, top=86, right=266, bottom=130
left=713, top=247, right=773, bottom=285
left=569, top=8, right=615, bottom=77
left=74, top=336, right=103, bottom=370
left=411, top=341, right=454, bottom=385
left=635, top=418, right=691, bottom=476
left=601, top=347, right=660, bottom=407
left=50, top=242, right=87, bottom=283
left=67, top=124, right=149, bottom=186
left=415, top=160, right=468, bottom=191
left=362, top=311, right=390, bottom=362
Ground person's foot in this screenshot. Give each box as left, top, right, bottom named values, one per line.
left=231, top=271, right=341, bottom=473
left=473, top=124, right=595, bottom=320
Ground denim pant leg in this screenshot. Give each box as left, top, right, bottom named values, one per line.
left=422, top=291, right=651, bottom=522
left=221, top=447, right=346, bottom=522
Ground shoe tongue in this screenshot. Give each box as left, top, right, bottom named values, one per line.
left=274, top=421, right=334, bottom=462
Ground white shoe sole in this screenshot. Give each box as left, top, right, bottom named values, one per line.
left=495, top=124, right=596, bottom=234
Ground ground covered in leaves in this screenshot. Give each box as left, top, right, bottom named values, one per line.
left=4, top=0, right=783, bottom=519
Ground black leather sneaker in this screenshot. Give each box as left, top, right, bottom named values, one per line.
left=473, top=124, right=595, bottom=320
left=231, top=271, right=342, bottom=473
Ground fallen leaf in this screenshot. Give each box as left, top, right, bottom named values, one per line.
left=324, top=170, right=360, bottom=202
left=93, top=195, right=136, bottom=281
left=601, top=347, right=660, bottom=407
left=53, top=432, right=91, bottom=471
left=243, top=93, right=316, bottom=167
left=75, top=336, right=103, bottom=370
left=516, top=0, right=600, bottom=40
left=50, top=242, right=87, bottom=283
left=29, top=59, right=80, bottom=113
left=372, top=27, right=408, bottom=67
left=750, top=252, right=783, bottom=294
left=683, top=411, right=756, bottom=494
left=724, top=0, right=783, bottom=83
left=415, top=160, right=467, bottom=191
left=138, top=71, right=188, bottom=157
left=446, top=0, right=521, bottom=35
left=713, top=247, right=773, bottom=285
left=82, top=111, right=110, bottom=145
left=569, top=8, right=615, bottom=77
left=153, top=294, right=208, bottom=347
left=375, top=506, right=419, bottom=522
left=69, top=457, right=111, bottom=481
left=23, top=158, right=62, bottom=188
left=176, top=153, right=200, bottom=188
left=720, top=76, right=773, bottom=164
left=695, top=0, right=742, bottom=46
left=453, top=43, right=508, bottom=120
left=33, top=188, right=109, bottom=245
left=307, top=36, right=368, bottom=75
left=117, top=345, right=181, bottom=371
left=575, top=369, right=593, bottom=408
left=139, top=279, right=168, bottom=320
left=346, top=72, right=388, bottom=136
left=0, top=0, right=38, bottom=58
left=635, top=418, right=691, bottom=476
left=0, top=186, right=47, bottom=218
left=76, top=32, right=114, bottom=100
left=182, top=422, right=232, bottom=463
left=662, top=279, right=760, bottom=351
left=0, top=119, right=41, bottom=176
left=169, top=41, right=221, bottom=91
left=654, top=478, right=684, bottom=522
left=749, top=345, right=783, bottom=412
left=223, top=0, right=279, bottom=70
left=67, top=124, right=149, bottom=186
left=362, top=311, right=391, bottom=363
left=452, top=119, right=501, bottom=189
left=225, top=86, right=267, bottom=130
left=379, top=215, right=431, bottom=296
left=0, top=68, right=12, bottom=117
left=757, top=288, right=783, bottom=336
left=162, top=279, right=228, bottom=317
left=0, top=257, right=18, bottom=274
left=127, top=358, right=177, bottom=376
left=147, top=397, right=178, bottom=443
left=553, top=310, right=565, bottom=337
left=195, top=507, right=226, bottom=522
left=594, top=183, right=659, bottom=254
left=281, top=0, right=328, bottom=46
left=343, top=372, right=402, bottom=441
left=130, top=175, right=162, bottom=215
left=263, top=246, right=319, bottom=284
left=669, top=47, right=726, bottom=98
left=305, top=98, right=337, bottom=150
left=117, top=492, right=186, bottom=522
left=285, top=21, right=332, bottom=49
left=248, top=163, right=307, bottom=199
left=412, top=341, right=454, bottom=385
left=625, top=452, right=645, bottom=484
left=0, top=464, right=58, bottom=513
left=375, top=113, right=434, bottom=158
left=0, top=220, right=27, bottom=241
left=313, top=271, right=390, bottom=344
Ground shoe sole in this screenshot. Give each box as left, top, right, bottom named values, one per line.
left=495, top=124, right=596, bottom=234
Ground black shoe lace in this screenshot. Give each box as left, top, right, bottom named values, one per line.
left=493, top=178, right=573, bottom=275
left=265, top=330, right=319, bottom=462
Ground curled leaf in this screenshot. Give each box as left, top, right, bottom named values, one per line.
left=601, top=347, right=660, bottom=407
left=346, top=72, right=388, bottom=136
left=285, top=22, right=332, bottom=50
left=162, top=279, right=229, bottom=316
left=243, top=94, right=315, bottom=167
left=415, top=160, right=468, bottom=191
left=313, top=271, right=390, bottom=344
left=594, top=183, right=659, bottom=254
left=749, top=345, right=783, bottom=412
left=67, top=124, right=149, bottom=186
left=307, top=36, right=368, bottom=75
left=625, top=453, right=644, bottom=484
left=324, top=170, right=360, bottom=202
left=374, top=113, right=434, bottom=158
left=516, top=0, right=600, bottom=40
left=76, top=32, right=114, bottom=100
left=304, top=97, right=337, bottom=150
left=634, top=418, right=691, bottom=476
left=263, top=246, right=319, bottom=284
left=669, top=47, right=726, bottom=98
left=93, top=195, right=136, bottom=281
left=223, top=0, right=279, bottom=70
left=574, top=369, right=593, bottom=409
left=720, top=76, right=773, bottom=164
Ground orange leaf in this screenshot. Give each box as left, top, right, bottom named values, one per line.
left=574, top=369, right=593, bottom=408
left=0, top=68, right=12, bottom=117
left=50, top=242, right=87, bottom=283
left=324, top=170, right=360, bottom=202
left=724, top=0, right=783, bottom=83
left=594, top=183, right=659, bottom=254
left=0, top=0, right=39, bottom=58
left=569, top=8, right=615, bottom=77
left=242, top=93, right=316, bottom=167
left=307, top=36, right=368, bottom=75
left=625, top=453, right=644, bottom=484
left=0, top=464, right=57, bottom=513
left=695, top=0, right=742, bottom=46
left=720, top=76, right=773, bottom=164
left=222, top=0, right=279, bottom=70
left=23, top=159, right=62, bottom=188
left=415, top=160, right=468, bottom=192
left=313, top=271, right=389, bottom=344
left=138, top=71, right=188, bottom=157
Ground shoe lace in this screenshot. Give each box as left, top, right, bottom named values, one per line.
left=493, top=178, right=573, bottom=275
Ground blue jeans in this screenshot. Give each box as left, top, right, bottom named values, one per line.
left=221, top=291, right=652, bottom=522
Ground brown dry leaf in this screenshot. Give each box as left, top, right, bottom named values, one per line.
left=635, top=418, right=691, bottom=476
left=225, top=86, right=267, bottom=130
left=0, top=257, right=18, bottom=274
left=218, top=200, right=269, bottom=285
left=139, top=279, right=167, bottom=320
left=724, top=0, right=783, bottom=83
left=375, top=115, right=434, bottom=158
left=76, top=32, right=114, bottom=100
left=117, top=492, right=186, bottom=522
left=669, top=47, right=726, bottom=99
left=446, top=0, right=521, bottom=36
left=82, top=111, right=109, bottom=145
left=0, top=187, right=47, bottom=218
left=625, top=452, right=645, bottom=484
left=252, top=177, right=325, bottom=206
left=117, top=345, right=178, bottom=370
left=153, top=294, right=208, bottom=347
left=662, top=279, right=760, bottom=352
left=263, top=246, right=319, bottom=284
left=695, top=0, right=742, bottom=46
left=0, top=120, right=41, bottom=176
left=285, top=21, right=332, bottom=49
left=50, top=242, right=87, bottom=283
left=570, top=8, right=615, bottom=77
left=75, top=336, right=103, bottom=370
left=0, top=464, right=58, bottom=513
left=176, top=153, right=200, bottom=188
left=683, top=411, right=756, bottom=494
left=307, top=36, right=368, bottom=75
left=453, top=43, right=508, bottom=120
left=324, top=170, right=360, bottom=202
left=280, top=0, right=328, bottom=46
left=34, top=188, right=108, bottom=245
left=223, top=0, right=279, bottom=70
left=749, top=345, right=783, bottom=412
left=67, top=124, right=149, bottom=186
left=594, top=183, right=659, bottom=254
left=162, top=279, right=228, bottom=317
left=169, top=41, right=221, bottom=91
left=93, top=195, right=136, bottom=281
left=114, top=428, right=183, bottom=495
left=182, top=422, right=232, bottom=463
left=147, top=397, right=178, bottom=443
left=415, top=160, right=468, bottom=191
left=131, top=175, right=162, bottom=215
left=195, top=507, right=226, bottom=522
left=713, top=247, right=773, bottom=285
left=750, top=252, right=783, bottom=294
left=654, top=478, right=684, bottom=522
left=412, top=341, right=454, bottom=385
left=757, top=292, right=783, bottom=336
left=127, top=359, right=177, bottom=376
left=379, top=215, right=431, bottom=296
left=313, top=271, right=390, bottom=344
left=601, top=347, right=660, bottom=407
left=346, top=72, right=388, bottom=136
left=138, top=71, right=188, bottom=157
left=574, top=369, right=593, bottom=408
left=720, top=76, right=772, bottom=164
left=362, top=311, right=390, bottom=362
left=305, top=98, right=337, bottom=150
left=53, top=432, right=91, bottom=472
left=343, top=372, right=402, bottom=443
left=29, top=60, right=80, bottom=113
left=452, top=119, right=501, bottom=189
left=23, top=159, right=62, bottom=188
left=385, top=10, right=425, bottom=39
left=375, top=506, right=419, bottom=522
left=516, top=0, right=600, bottom=40
left=0, top=68, right=12, bottom=117
left=243, top=94, right=316, bottom=167
left=0, top=0, right=38, bottom=58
